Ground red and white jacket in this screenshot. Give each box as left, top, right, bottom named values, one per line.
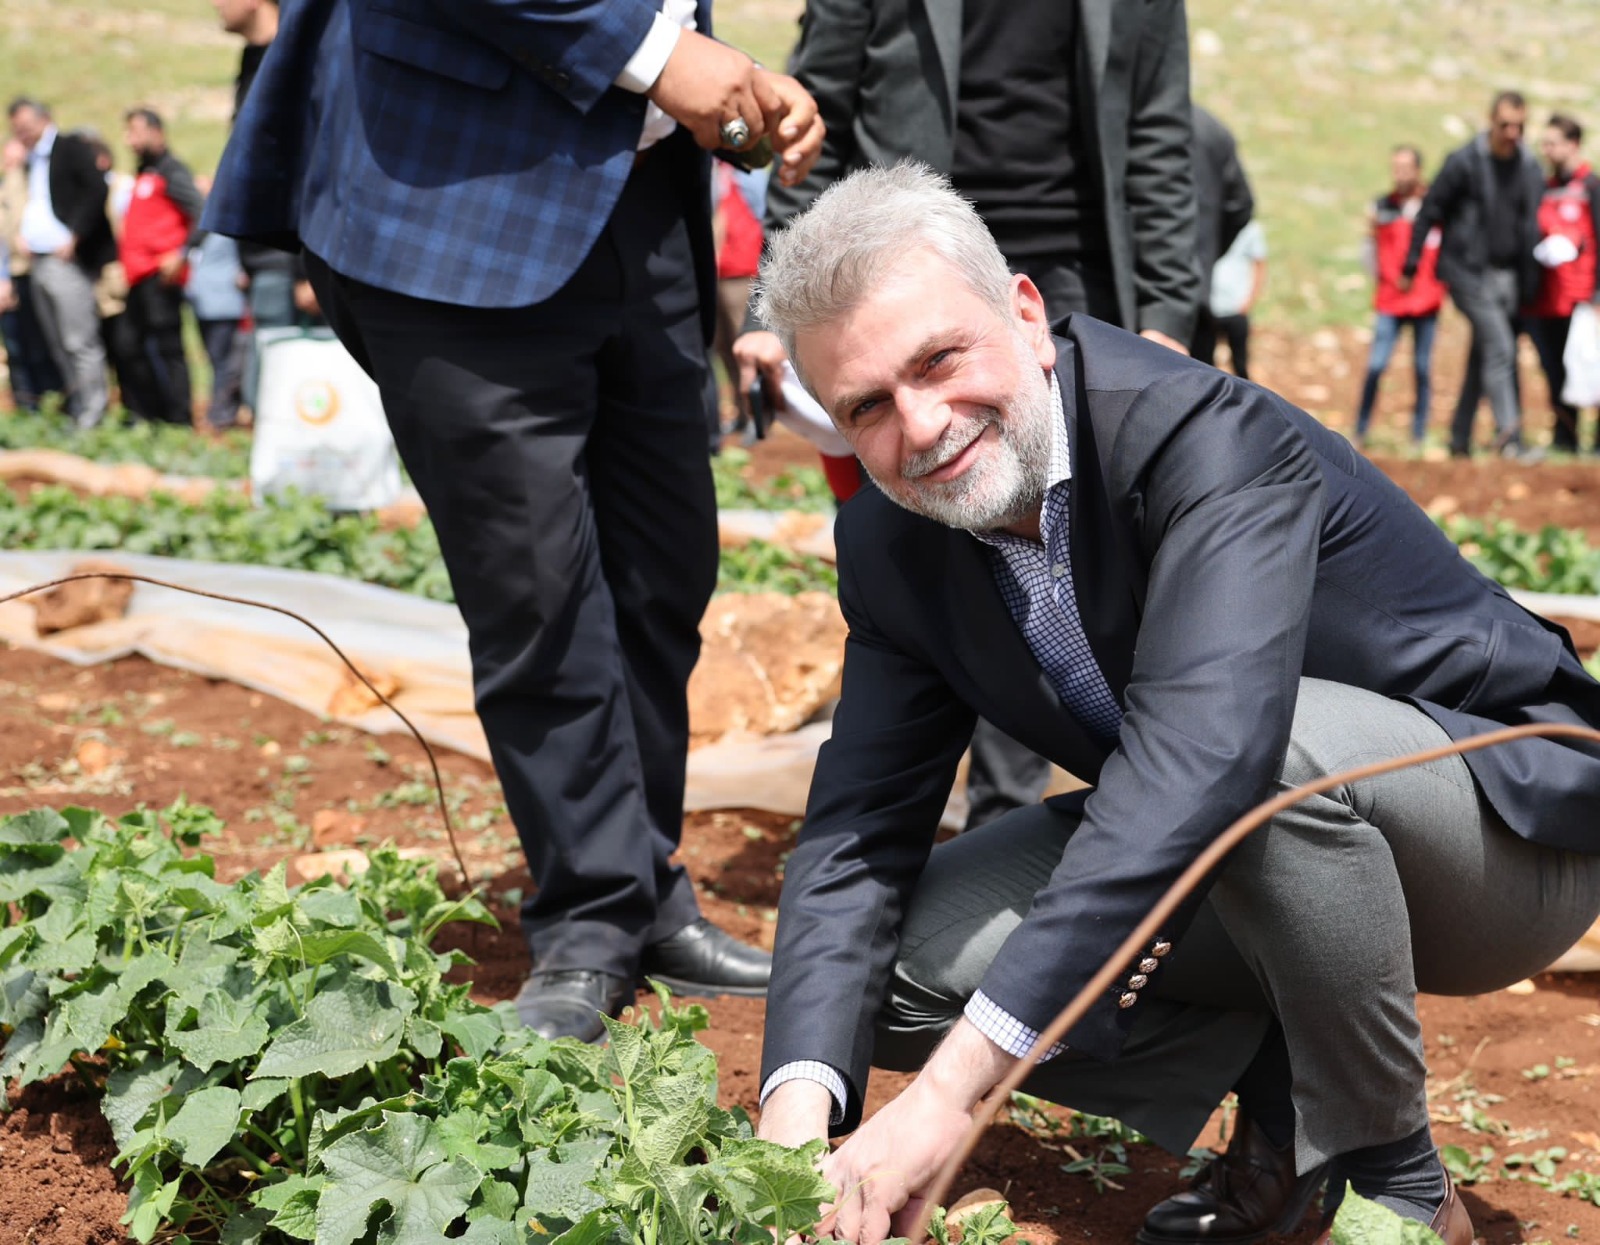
left=1372, top=191, right=1444, bottom=318
left=1528, top=163, right=1600, bottom=319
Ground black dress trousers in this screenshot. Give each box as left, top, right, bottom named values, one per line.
left=306, top=141, right=715, bottom=977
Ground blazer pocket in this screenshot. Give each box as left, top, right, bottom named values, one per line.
left=354, top=8, right=513, bottom=91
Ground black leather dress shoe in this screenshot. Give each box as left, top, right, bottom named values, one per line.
left=639, top=918, right=771, bottom=998
left=514, top=969, right=634, bottom=1043
left=1138, top=1116, right=1329, bottom=1245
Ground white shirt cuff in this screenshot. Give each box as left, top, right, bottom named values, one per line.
left=760, top=1060, right=848, bottom=1126
left=615, top=12, right=683, bottom=93
left=965, top=990, right=1067, bottom=1061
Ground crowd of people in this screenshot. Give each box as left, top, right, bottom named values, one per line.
left=2, top=8, right=1599, bottom=1245
left=1356, top=90, right=1600, bottom=457
left=0, top=0, right=318, bottom=434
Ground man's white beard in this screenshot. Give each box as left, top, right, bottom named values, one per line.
left=867, top=338, right=1054, bottom=533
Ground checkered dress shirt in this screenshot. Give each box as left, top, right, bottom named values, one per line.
left=761, top=374, right=1121, bottom=1117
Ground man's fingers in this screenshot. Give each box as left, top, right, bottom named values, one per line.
left=889, top=1194, right=931, bottom=1241
left=750, top=72, right=786, bottom=131
left=759, top=360, right=788, bottom=412
left=778, top=114, right=825, bottom=186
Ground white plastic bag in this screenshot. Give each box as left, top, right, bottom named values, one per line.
left=251, top=328, right=402, bottom=511
left=1561, top=302, right=1600, bottom=408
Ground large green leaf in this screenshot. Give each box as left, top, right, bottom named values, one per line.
left=709, top=1138, right=836, bottom=1237
left=1329, top=1189, right=1446, bottom=1245
left=254, top=976, right=416, bottom=1080
left=521, top=1141, right=611, bottom=1223
left=254, top=1173, right=324, bottom=1241
left=104, top=1055, right=199, bottom=1149
left=170, top=988, right=272, bottom=1071
left=167, top=1084, right=242, bottom=1169
left=441, top=1008, right=506, bottom=1061
left=0, top=808, right=69, bottom=856
left=296, top=930, right=399, bottom=977
left=314, top=1112, right=483, bottom=1245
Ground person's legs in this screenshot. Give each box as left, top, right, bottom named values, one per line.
left=30, top=255, right=109, bottom=427
left=1221, top=313, right=1250, bottom=379
left=1356, top=314, right=1401, bottom=440
left=243, top=266, right=296, bottom=412
left=874, top=797, right=1271, bottom=1156
left=1454, top=270, right=1523, bottom=450
left=1532, top=315, right=1578, bottom=452
left=1208, top=679, right=1600, bottom=1177
left=875, top=678, right=1600, bottom=1217
left=128, top=277, right=194, bottom=425
left=1450, top=330, right=1482, bottom=456
left=1191, top=310, right=1220, bottom=367
left=1410, top=314, right=1438, bottom=444
left=585, top=148, right=721, bottom=946
left=198, top=318, right=245, bottom=430
left=10, top=273, right=65, bottom=403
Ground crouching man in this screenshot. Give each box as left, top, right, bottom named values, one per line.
left=751, top=164, right=1600, bottom=1245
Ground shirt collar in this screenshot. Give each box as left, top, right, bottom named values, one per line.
left=35, top=126, right=57, bottom=159
left=970, top=369, right=1071, bottom=549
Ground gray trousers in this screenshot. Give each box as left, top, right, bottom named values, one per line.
left=29, top=254, right=108, bottom=427
left=875, top=679, right=1600, bottom=1171
left=1450, top=268, right=1523, bottom=452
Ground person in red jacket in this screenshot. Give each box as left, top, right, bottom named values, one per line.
left=119, top=107, right=204, bottom=424
left=1528, top=113, right=1600, bottom=454
left=1354, top=146, right=1445, bottom=448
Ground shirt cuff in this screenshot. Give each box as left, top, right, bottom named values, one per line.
left=965, top=990, right=1066, bottom=1061
left=614, top=12, right=683, bottom=93
left=760, top=1061, right=848, bottom=1126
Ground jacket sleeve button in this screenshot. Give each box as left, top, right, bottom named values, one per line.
left=1151, top=940, right=1173, bottom=958
left=1118, top=992, right=1138, bottom=1009
left=1128, top=974, right=1149, bottom=990
left=1139, top=958, right=1160, bottom=974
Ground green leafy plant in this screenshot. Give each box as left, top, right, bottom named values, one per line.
left=1438, top=515, right=1600, bottom=595
left=2, top=801, right=1009, bottom=1245
left=1439, top=1143, right=1497, bottom=1185
left=0, top=407, right=254, bottom=478
left=1327, top=1187, right=1444, bottom=1245
left=0, top=484, right=837, bottom=599
left=712, top=449, right=834, bottom=514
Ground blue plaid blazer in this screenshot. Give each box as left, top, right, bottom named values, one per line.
left=204, top=0, right=714, bottom=309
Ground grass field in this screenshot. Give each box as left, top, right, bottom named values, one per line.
left=8, top=0, right=1600, bottom=330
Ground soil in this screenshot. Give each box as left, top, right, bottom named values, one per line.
left=4, top=320, right=1600, bottom=1242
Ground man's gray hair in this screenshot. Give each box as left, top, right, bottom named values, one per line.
left=752, top=162, right=1014, bottom=363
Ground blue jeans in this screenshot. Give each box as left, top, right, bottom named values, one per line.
left=1356, top=313, right=1437, bottom=442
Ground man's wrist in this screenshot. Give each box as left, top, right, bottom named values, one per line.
left=616, top=12, right=684, bottom=93
left=918, top=1018, right=1017, bottom=1114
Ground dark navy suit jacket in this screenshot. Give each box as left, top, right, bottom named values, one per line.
left=761, top=317, right=1600, bottom=1133
left=203, top=0, right=715, bottom=313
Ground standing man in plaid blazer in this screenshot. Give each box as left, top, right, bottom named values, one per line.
left=204, top=0, right=823, bottom=1040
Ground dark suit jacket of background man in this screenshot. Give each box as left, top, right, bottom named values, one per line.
left=762, top=0, right=1197, bottom=342
left=36, top=130, right=116, bottom=274
left=1190, top=104, right=1254, bottom=307
left=1402, top=134, right=1544, bottom=302
left=761, top=316, right=1600, bottom=1133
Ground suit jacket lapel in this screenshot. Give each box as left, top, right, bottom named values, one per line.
left=920, top=0, right=963, bottom=131
left=1058, top=345, right=1141, bottom=706
left=1079, top=0, right=1111, bottom=95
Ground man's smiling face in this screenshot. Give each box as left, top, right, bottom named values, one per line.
left=793, top=250, right=1058, bottom=534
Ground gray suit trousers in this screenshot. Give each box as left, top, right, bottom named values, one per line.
left=875, top=678, right=1600, bottom=1170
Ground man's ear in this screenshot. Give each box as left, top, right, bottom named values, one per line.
left=1012, top=273, right=1057, bottom=370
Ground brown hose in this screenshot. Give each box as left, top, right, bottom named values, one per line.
left=0, top=572, right=472, bottom=887
left=915, top=718, right=1600, bottom=1239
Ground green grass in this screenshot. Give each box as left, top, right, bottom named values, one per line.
left=13, top=0, right=1600, bottom=332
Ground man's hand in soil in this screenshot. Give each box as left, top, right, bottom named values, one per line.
left=821, top=1020, right=1018, bottom=1245
left=649, top=32, right=784, bottom=153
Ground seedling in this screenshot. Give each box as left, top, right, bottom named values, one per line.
left=1440, top=1144, right=1498, bottom=1184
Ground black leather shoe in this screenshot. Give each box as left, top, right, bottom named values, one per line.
left=514, top=969, right=634, bottom=1043
left=639, top=918, right=770, bottom=998
left=1138, top=1116, right=1329, bottom=1245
